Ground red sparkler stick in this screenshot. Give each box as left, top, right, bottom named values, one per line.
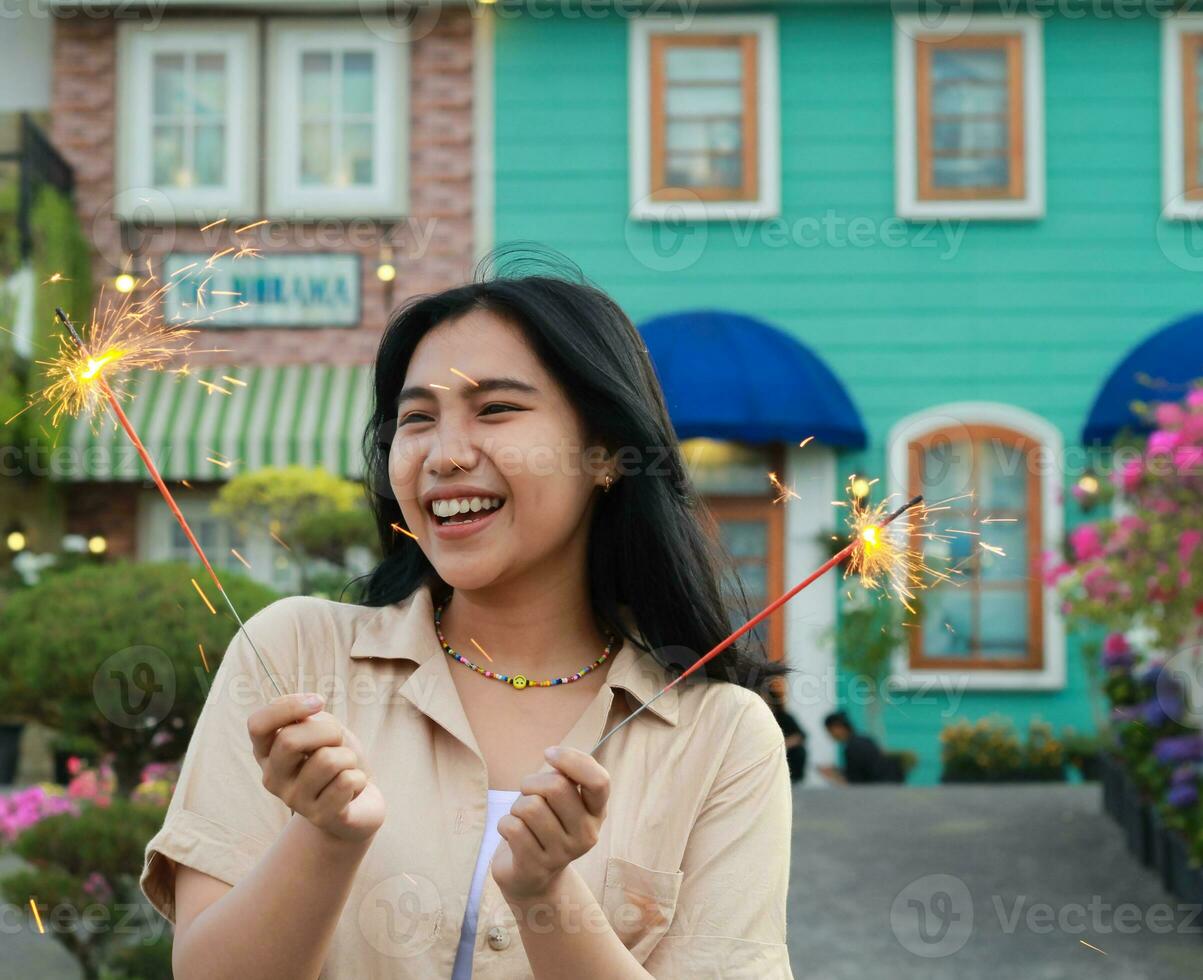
left=54, top=308, right=283, bottom=696
left=590, top=493, right=924, bottom=754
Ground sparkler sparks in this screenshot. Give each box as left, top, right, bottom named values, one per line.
left=768, top=471, right=800, bottom=505
left=391, top=522, right=420, bottom=542
left=34, top=241, right=284, bottom=697
left=841, top=478, right=951, bottom=613
left=591, top=492, right=926, bottom=754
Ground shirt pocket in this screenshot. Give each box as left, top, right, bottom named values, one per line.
left=601, top=855, right=684, bottom=963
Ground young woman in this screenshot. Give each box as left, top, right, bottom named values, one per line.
left=140, top=264, right=797, bottom=979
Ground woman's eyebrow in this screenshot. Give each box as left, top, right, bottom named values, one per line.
left=395, top=376, right=538, bottom=410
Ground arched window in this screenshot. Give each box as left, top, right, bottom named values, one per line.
left=682, top=438, right=785, bottom=665
left=888, top=404, right=1065, bottom=690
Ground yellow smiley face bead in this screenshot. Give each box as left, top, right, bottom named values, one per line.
left=511, top=674, right=528, bottom=690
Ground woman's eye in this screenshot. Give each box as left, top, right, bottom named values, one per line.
left=480, top=403, right=520, bottom=416
left=398, top=413, right=433, bottom=426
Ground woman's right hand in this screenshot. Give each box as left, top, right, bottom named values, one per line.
left=248, top=693, right=386, bottom=844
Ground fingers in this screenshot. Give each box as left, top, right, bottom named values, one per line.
left=247, top=693, right=325, bottom=761
left=496, top=812, right=542, bottom=864
left=290, top=745, right=360, bottom=810
left=510, top=793, right=566, bottom=856
left=543, top=747, right=610, bottom=818
left=518, top=771, right=588, bottom=839
left=265, top=712, right=345, bottom=784
left=313, top=766, right=369, bottom=822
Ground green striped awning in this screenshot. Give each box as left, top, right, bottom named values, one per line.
left=52, top=363, right=375, bottom=482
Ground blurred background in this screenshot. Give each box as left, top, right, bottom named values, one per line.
left=1, top=0, right=1202, bottom=977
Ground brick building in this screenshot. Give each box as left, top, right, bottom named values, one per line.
left=45, top=2, right=490, bottom=590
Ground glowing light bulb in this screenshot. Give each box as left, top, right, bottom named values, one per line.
left=87, top=535, right=107, bottom=554
left=6, top=531, right=26, bottom=552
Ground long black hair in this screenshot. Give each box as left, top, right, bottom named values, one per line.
left=349, top=248, right=793, bottom=693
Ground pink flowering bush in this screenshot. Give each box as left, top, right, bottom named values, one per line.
left=0, top=756, right=178, bottom=978
left=1053, top=385, right=1203, bottom=652
left=1052, top=385, right=1203, bottom=862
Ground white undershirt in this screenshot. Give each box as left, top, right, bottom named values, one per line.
left=451, top=789, right=523, bottom=979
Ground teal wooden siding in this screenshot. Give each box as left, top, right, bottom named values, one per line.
left=493, top=7, right=1178, bottom=782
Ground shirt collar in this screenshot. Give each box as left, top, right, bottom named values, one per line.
left=348, top=582, right=680, bottom=726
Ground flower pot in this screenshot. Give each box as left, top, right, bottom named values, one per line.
left=0, top=722, right=23, bottom=785
left=1120, top=773, right=1154, bottom=866
left=1149, top=809, right=1175, bottom=895
left=1165, top=829, right=1203, bottom=906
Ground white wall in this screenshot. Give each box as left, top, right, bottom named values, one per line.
left=0, top=9, right=52, bottom=112
left=782, top=443, right=840, bottom=786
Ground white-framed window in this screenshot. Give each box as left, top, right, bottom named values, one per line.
left=893, top=15, right=1045, bottom=220
left=266, top=18, right=409, bottom=218
left=886, top=403, right=1066, bottom=691
left=116, top=20, right=259, bottom=221
left=1162, top=14, right=1203, bottom=220
left=137, top=489, right=300, bottom=595
left=628, top=14, right=780, bottom=221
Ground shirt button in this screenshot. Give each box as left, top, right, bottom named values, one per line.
left=486, top=925, right=510, bottom=950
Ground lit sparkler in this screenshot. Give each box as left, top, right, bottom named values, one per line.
left=840, top=476, right=960, bottom=614
left=44, top=297, right=284, bottom=696
left=590, top=492, right=925, bottom=754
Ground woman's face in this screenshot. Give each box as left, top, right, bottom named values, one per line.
left=388, top=309, right=609, bottom=590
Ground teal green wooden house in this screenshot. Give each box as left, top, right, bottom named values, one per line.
left=482, top=4, right=1203, bottom=783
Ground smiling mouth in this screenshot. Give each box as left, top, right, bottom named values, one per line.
left=429, top=496, right=507, bottom=526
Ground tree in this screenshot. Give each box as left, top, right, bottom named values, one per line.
left=211, top=465, right=378, bottom=594
left=0, top=560, right=279, bottom=795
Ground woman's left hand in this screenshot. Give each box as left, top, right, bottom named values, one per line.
left=491, top=746, right=610, bottom=904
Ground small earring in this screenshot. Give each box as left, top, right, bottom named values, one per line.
left=603, top=473, right=613, bottom=493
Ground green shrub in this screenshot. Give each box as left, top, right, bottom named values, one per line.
left=0, top=560, right=279, bottom=794
left=2, top=800, right=168, bottom=980
left=940, top=716, right=1067, bottom=783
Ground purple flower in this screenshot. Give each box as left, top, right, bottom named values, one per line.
left=1155, top=735, right=1203, bottom=764
left=1142, top=698, right=1175, bottom=728
left=1168, top=783, right=1199, bottom=808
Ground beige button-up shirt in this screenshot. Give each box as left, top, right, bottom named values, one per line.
left=140, top=583, right=795, bottom=978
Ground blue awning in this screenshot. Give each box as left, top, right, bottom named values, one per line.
left=1083, top=312, right=1203, bottom=443
left=638, top=310, right=867, bottom=448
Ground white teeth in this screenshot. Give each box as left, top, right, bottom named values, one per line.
left=431, top=496, right=504, bottom=518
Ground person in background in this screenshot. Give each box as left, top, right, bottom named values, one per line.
left=819, top=710, right=900, bottom=784
left=763, top=691, right=807, bottom=783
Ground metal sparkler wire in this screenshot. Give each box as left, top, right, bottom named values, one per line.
left=588, top=494, right=925, bottom=756
left=54, top=308, right=284, bottom=697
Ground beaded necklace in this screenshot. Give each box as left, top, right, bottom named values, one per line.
left=434, top=597, right=618, bottom=691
